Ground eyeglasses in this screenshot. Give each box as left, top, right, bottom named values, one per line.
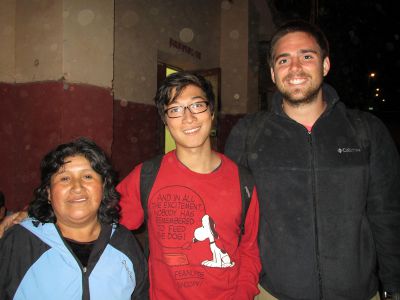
left=164, top=101, right=209, bottom=118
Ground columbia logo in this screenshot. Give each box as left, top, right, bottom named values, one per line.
left=337, top=147, right=361, bottom=154
left=122, top=260, right=134, bottom=283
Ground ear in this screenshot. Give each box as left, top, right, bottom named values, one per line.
left=270, top=67, right=276, bottom=83
left=323, top=57, right=330, bottom=77
left=46, top=187, right=52, bottom=202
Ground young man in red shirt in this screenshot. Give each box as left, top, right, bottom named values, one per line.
left=117, top=71, right=261, bottom=300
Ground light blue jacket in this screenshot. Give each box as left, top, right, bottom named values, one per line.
left=0, top=219, right=148, bottom=300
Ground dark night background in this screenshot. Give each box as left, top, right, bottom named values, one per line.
left=266, top=0, right=400, bottom=149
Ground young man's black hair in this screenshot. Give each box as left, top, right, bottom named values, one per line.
left=154, top=71, right=215, bottom=121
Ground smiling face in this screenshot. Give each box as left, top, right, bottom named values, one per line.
left=48, top=155, right=103, bottom=229
left=164, top=84, right=213, bottom=152
left=270, top=31, right=330, bottom=106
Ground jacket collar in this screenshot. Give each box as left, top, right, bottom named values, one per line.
left=271, top=83, right=340, bottom=117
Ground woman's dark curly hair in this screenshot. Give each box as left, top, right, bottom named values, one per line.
left=28, top=137, right=120, bottom=224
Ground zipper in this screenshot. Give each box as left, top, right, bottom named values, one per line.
left=308, top=131, right=323, bottom=300
left=56, top=225, right=90, bottom=300
left=279, top=109, right=328, bottom=299
left=70, top=246, right=90, bottom=300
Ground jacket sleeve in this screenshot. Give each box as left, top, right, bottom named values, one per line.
left=0, top=229, right=11, bottom=299
left=0, top=225, right=29, bottom=299
left=365, top=113, right=400, bottom=294
left=233, top=188, right=261, bottom=300
left=131, top=263, right=149, bottom=300
left=130, top=233, right=149, bottom=300
left=117, top=164, right=145, bottom=230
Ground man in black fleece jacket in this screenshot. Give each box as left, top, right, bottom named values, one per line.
left=225, top=20, right=400, bottom=300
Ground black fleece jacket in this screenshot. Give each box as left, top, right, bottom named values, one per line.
left=225, top=84, right=400, bottom=300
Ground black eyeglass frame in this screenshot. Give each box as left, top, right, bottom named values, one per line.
left=164, top=101, right=210, bottom=118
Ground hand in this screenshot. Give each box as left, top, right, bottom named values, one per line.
left=0, top=210, right=28, bottom=238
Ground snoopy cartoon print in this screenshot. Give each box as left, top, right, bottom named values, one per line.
left=193, top=214, right=235, bottom=268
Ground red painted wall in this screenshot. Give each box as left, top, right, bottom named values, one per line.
left=0, top=82, right=245, bottom=212
left=0, top=81, right=113, bottom=211
left=112, top=100, right=161, bottom=180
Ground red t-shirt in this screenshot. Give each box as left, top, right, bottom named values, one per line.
left=304, top=124, right=313, bottom=132
left=117, top=151, right=260, bottom=300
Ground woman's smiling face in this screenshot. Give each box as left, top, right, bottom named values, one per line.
left=48, top=155, right=103, bottom=228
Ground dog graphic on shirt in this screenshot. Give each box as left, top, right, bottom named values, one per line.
left=193, top=214, right=235, bottom=268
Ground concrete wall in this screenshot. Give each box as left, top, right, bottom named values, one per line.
left=220, top=0, right=249, bottom=115
left=63, top=0, right=114, bottom=87
left=112, top=0, right=222, bottom=177
left=0, top=0, right=114, bottom=211
left=0, top=0, right=16, bottom=83
left=15, top=0, right=63, bottom=82
left=0, top=0, right=277, bottom=210
left=114, top=0, right=220, bottom=105
left=112, top=0, right=270, bottom=173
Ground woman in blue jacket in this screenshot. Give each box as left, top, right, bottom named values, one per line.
left=0, top=137, right=148, bottom=300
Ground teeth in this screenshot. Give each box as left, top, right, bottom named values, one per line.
left=289, top=78, right=306, bottom=84
left=184, top=127, right=200, bottom=134
left=71, top=198, right=86, bottom=202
